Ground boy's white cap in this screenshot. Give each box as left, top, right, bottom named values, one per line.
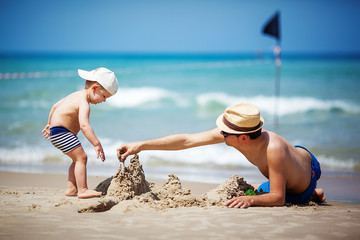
left=78, top=67, right=118, bottom=95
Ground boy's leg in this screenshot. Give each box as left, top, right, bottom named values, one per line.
left=65, top=161, right=77, bottom=196
left=66, top=146, right=102, bottom=198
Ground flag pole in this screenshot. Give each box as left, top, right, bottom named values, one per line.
left=261, top=10, right=281, bottom=127
left=274, top=42, right=281, bottom=127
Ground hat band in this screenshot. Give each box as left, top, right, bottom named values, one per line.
left=222, top=116, right=261, bottom=132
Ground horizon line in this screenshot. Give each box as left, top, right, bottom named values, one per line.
left=1, top=50, right=360, bottom=59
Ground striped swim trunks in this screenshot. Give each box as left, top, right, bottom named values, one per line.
left=49, top=126, right=81, bottom=154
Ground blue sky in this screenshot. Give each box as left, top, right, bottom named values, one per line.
left=1, top=0, right=359, bottom=54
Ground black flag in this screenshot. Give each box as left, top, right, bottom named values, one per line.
left=262, top=11, right=280, bottom=41
left=261, top=11, right=281, bottom=127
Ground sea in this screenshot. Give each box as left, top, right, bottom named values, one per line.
left=1, top=53, right=360, bottom=185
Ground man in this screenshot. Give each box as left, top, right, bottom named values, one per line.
left=117, top=102, right=326, bottom=208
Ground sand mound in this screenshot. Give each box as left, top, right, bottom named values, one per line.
left=79, top=154, right=255, bottom=213
left=201, top=175, right=255, bottom=205
left=107, top=154, right=151, bottom=200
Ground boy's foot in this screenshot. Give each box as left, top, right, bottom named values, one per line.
left=65, top=188, right=78, bottom=197
left=77, top=189, right=102, bottom=199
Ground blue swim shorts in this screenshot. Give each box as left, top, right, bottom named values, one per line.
left=258, top=145, right=321, bottom=204
left=49, top=126, right=81, bottom=154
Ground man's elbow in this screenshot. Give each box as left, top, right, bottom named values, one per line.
left=274, top=199, right=285, bottom=206
left=273, top=195, right=285, bottom=206
left=267, top=193, right=285, bottom=206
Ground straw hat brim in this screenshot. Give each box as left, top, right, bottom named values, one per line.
left=216, top=114, right=264, bottom=134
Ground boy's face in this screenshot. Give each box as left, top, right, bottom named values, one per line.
left=91, top=85, right=112, bottom=104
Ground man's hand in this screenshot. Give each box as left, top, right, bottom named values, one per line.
left=225, top=196, right=253, bottom=209
left=117, top=143, right=140, bottom=161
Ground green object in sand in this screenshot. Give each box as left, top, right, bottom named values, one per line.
left=245, top=189, right=256, bottom=195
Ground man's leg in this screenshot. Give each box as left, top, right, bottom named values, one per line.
left=311, top=188, right=326, bottom=203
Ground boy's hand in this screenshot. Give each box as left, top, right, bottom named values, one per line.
left=95, top=145, right=105, bottom=162
left=42, top=124, right=50, bottom=139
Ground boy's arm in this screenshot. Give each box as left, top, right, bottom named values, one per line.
left=117, top=128, right=224, bottom=160
left=78, top=100, right=105, bottom=161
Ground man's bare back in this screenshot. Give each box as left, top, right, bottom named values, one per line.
left=242, top=130, right=313, bottom=194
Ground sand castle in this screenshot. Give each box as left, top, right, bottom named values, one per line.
left=78, top=154, right=256, bottom=213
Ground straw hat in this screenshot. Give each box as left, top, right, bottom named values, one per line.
left=216, top=102, right=264, bottom=134
left=78, top=67, right=118, bottom=96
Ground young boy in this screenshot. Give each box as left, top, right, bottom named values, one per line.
left=42, top=67, right=118, bottom=199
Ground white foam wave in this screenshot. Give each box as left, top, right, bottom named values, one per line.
left=107, top=87, right=188, bottom=108
left=0, top=146, right=68, bottom=164
left=79, top=139, right=252, bottom=168
left=0, top=142, right=356, bottom=171
left=197, top=93, right=360, bottom=116
left=105, top=86, right=359, bottom=116
left=140, top=144, right=254, bottom=167
left=317, top=155, right=357, bottom=170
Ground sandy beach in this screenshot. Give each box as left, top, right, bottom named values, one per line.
left=1, top=170, right=360, bottom=240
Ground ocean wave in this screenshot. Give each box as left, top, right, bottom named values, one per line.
left=197, top=93, right=360, bottom=115
left=107, top=87, right=189, bottom=109
left=0, top=142, right=357, bottom=172
left=106, top=87, right=360, bottom=115
left=0, top=146, right=67, bottom=164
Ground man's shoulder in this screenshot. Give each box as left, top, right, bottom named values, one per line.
left=266, top=132, right=289, bottom=159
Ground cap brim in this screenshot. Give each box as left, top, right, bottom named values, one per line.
left=216, top=114, right=264, bottom=134
left=78, top=69, right=98, bottom=81
left=78, top=69, right=118, bottom=96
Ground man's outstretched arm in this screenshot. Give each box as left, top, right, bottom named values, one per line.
left=117, top=128, right=224, bottom=160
